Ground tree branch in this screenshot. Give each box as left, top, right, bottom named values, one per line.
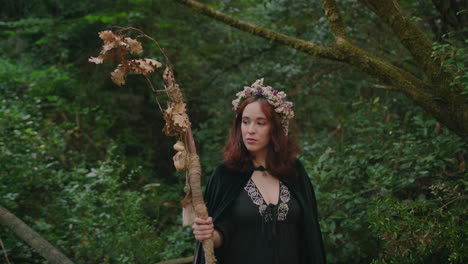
left=175, top=0, right=468, bottom=138
left=357, top=0, right=451, bottom=87
left=0, top=206, right=74, bottom=264
left=173, top=0, right=340, bottom=60
left=321, top=0, right=348, bottom=39
left=174, top=0, right=429, bottom=90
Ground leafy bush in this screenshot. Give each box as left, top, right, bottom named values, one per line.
left=300, top=96, right=466, bottom=263
left=0, top=57, right=193, bottom=263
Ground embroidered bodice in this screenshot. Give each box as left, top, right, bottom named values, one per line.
left=244, top=178, right=291, bottom=222
left=214, top=177, right=301, bottom=264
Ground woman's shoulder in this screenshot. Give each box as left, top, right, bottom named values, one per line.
left=209, top=163, right=246, bottom=183
left=211, top=163, right=231, bottom=177
left=204, top=163, right=249, bottom=199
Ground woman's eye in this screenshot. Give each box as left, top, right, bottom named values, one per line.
left=258, top=122, right=265, bottom=126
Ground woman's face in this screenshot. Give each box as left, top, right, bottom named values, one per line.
left=241, top=101, right=271, bottom=157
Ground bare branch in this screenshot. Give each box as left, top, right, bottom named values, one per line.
left=321, top=0, right=348, bottom=39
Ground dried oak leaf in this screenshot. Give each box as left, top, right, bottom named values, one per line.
left=110, top=65, right=129, bottom=86
left=163, top=102, right=190, bottom=136
left=99, top=30, right=118, bottom=42
left=88, top=30, right=129, bottom=64
left=162, top=67, right=184, bottom=102
left=101, top=39, right=128, bottom=62
left=124, top=37, right=143, bottom=54
left=110, top=59, right=162, bottom=86
left=172, top=102, right=190, bottom=128
left=163, top=66, right=175, bottom=85
left=130, top=59, right=162, bottom=75
left=88, top=57, right=104, bottom=64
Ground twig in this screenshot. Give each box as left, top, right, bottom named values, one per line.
left=0, top=236, right=11, bottom=264
left=144, top=75, right=164, bottom=113
left=114, top=26, right=170, bottom=66
left=373, top=84, right=401, bottom=91
left=435, top=194, right=467, bottom=213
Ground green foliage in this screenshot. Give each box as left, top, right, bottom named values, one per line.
left=300, top=97, right=467, bottom=263
left=432, top=34, right=468, bottom=94
left=368, top=182, right=466, bottom=264
left=157, top=226, right=194, bottom=261
left=0, top=56, right=191, bottom=263
left=1, top=0, right=466, bottom=263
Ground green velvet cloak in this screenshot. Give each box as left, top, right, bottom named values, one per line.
left=193, top=159, right=326, bottom=264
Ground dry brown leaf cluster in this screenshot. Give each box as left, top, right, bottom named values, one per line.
left=88, top=30, right=162, bottom=86
left=163, top=67, right=184, bottom=103
left=160, top=66, right=189, bottom=136
left=163, top=101, right=191, bottom=136
left=89, top=29, right=189, bottom=156
left=88, top=30, right=143, bottom=64
left=111, top=59, right=162, bottom=86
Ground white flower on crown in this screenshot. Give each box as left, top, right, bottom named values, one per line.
left=231, top=78, right=295, bottom=135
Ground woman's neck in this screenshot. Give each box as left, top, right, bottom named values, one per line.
left=251, top=151, right=267, bottom=168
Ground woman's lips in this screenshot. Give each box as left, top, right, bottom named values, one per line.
left=246, top=138, right=257, bottom=144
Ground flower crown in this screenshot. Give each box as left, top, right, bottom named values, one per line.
left=231, top=78, right=294, bottom=135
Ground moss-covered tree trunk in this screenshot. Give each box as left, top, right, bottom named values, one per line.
left=174, top=0, right=468, bottom=139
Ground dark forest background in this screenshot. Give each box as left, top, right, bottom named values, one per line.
left=0, top=0, right=466, bottom=263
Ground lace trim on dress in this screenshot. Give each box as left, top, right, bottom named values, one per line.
left=244, top=178, right=290, bottom=222
left=277, top=183, right=290, bottom=221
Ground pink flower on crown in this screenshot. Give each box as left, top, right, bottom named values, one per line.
left=232, top=98, right=240, bottom=109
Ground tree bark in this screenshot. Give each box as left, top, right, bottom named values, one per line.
left=174, top=0, right=468, bottom=139
left=0, top=206, right=74, bottom=264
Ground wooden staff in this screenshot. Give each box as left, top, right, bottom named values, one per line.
left=89, top=27, right=216, bottom=264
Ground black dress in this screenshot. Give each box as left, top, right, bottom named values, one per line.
left=193, top=161, right=326, bottom=264
left=214, top=178, right=301, bottom=264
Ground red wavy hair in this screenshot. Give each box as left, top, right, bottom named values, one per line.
left=223, top=96, right=299, bottom=181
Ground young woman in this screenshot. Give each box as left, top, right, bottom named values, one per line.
left=192, top=79, right=326, bottom=264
